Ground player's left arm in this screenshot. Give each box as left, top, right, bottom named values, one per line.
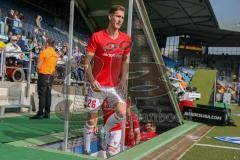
left=132, top=113, right=141, bottom=145
left=119, top=53, right=130, bottom=92
left=134, top=128, right=141, bottom=145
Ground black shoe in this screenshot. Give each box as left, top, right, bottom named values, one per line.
left=84, top=150, right=91, bottom=155
left=43, top=113, right=50, bottom=119
left=30, top=114, right=44, bottom=119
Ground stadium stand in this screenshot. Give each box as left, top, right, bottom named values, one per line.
left=0, top=0, right=89, bottom=52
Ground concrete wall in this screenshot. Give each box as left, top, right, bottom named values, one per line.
left=0, top=81, right=85, bottom=112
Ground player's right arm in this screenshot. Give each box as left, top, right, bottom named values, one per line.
left=85, top=33, right=101, bottom=91
left=93, top=116, right=99, bottom=134
left=84, top=52, right=101, bottom=91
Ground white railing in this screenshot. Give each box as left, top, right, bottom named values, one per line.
left=1, top=50, right=34, bottom=97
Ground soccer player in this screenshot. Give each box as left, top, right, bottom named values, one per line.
left=102, top=98, right=140, bottom=157
left=83, top=5, right=131, bottom=154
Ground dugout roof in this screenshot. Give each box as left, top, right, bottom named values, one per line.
left=76, top=0, right=240, bottom=47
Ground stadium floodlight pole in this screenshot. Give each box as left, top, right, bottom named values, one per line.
left=120, top=0, right=134, bottom=152
left=63, top=0, right=74, bottom=152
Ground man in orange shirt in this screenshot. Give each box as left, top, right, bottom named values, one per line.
left=30, top=39, right=58, bottom=119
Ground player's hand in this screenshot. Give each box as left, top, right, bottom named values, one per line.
left=93, top=126, right=99, bottom=134
left=119, top=78, right=127, bottom=93
left=129, top=132, right=134, bottom=139
left=135, top=135, right=140, bottom=145
left=90, top=80, right=101, bottom=92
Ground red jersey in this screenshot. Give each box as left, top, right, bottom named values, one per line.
left=124, top=112, right=140, bottom=147
left=102, top=103, right=140, bottom=147
left=102, top=100, right=122, bottom=131
left=102, top=99, right=131, bottom=132
left=86, top=29, right=131, bottom=87
left=140, top=131, right=157, bottom=142
left=101, top=100, right=140, bottom=147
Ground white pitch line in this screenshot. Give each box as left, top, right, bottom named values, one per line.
left=196, top=143, right=240, bottom=151
left=176, top=125, right=214, bottom=160
left=232, top=113, right=240, bottom=116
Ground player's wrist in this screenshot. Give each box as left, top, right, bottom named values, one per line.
left=89, top=78, right=96, bottom=83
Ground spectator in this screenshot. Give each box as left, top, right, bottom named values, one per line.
left=28, top=37, right=38, bottom=75
left=72, top=46, right=84, bottom=81
left=35, top=42, right=43, bottom=55
left=140, top=122, right=157, bottom=142
left=7, top=31, right=13, bottom=43
left=7, top=9, right=15, bottom=24
left=13, top=10, right=21, bottom=27
left=4, top=35, right=22, bottom=57
left=72, top=46, right=82, bottom=64
left=33, top=28, right=41, bottom=42
left=35, top=15, right=42, bottom=29
left=16, top=32, right=27, bottom=51
left=19, top=13, right=24, bottom=21
left=38, top=31, right=47, bottom=47
left=26, top=37, right=37, bottom=53
left=6, top=9, right=15, bottom=33
left=61, top=43, right=69, bottom=62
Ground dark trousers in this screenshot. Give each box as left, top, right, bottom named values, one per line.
left=37, top=73, right=54, bottom=115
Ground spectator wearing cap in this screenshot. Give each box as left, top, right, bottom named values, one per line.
left=4, top=35, right=22, bottom=57
left=30, top=39, right=58, bottom=119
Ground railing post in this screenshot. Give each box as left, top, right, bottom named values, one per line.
left=26, top=51, right=32, bottom=98
left=1, top=50, right=6, bottom=82
left=0, top=50, right=4, bottom=78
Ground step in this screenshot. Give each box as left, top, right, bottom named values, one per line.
left=0, top=104, right=32, bottom=116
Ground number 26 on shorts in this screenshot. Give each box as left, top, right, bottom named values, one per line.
left=87, top=98, right=99, bottom=109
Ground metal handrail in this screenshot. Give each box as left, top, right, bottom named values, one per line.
left=0, top=49, right=4, bottom=77
left=1, top=50, right=34, bottom=97
left=4, top=16, right=22, bottom=28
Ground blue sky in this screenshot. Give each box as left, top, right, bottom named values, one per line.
left=210, top=0, right=240, bottom=32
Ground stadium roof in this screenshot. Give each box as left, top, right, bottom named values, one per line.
left=76, top=0, right=240, bottom=47
left=145, top=0, right=240, bottom=47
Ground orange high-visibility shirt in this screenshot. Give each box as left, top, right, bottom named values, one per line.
left=38, top=47, right=58, bottom=75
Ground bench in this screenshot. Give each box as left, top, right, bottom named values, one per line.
left=0, top=104, right=32, bottom=116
